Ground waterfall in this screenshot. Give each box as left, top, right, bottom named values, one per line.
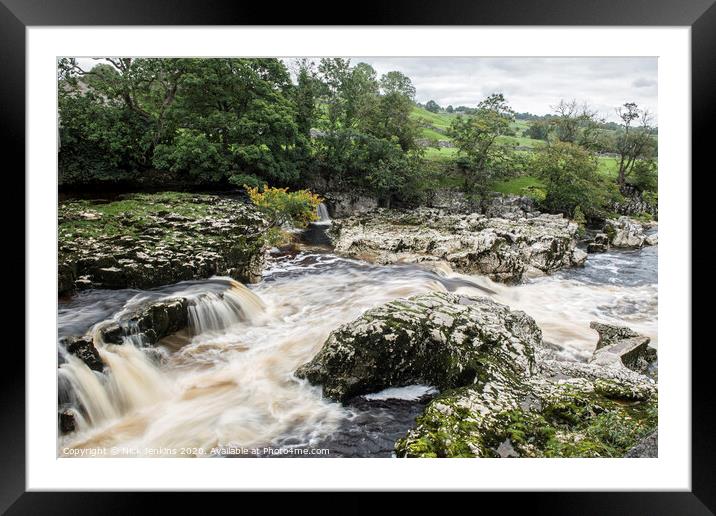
left=314, top=203, right=332, bottom=225
left=188, top=281, right=265, bottom=335
left=58, top=280, right=266, bottom=441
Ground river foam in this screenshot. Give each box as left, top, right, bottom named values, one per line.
left=58, top=245, right=657, bottom=456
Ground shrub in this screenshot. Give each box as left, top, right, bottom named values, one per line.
left=245, top=185, right=321, bottom=228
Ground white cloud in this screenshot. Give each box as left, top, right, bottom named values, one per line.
left=352, top=57, right=657, bottom=123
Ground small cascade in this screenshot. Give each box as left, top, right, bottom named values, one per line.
left=187, top=281, right=265, bottom=335
left=302, top=203, right=333, bottom=246
left=314, top=203, right=332, bottom=226
left=58, top=280, right=266, bottom=439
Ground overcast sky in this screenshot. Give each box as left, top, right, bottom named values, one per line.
left=344, top=57, right=657, bottom=123
left=75, top=56, right=657, bottom=123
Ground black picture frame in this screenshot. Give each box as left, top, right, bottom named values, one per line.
left=3, top=0, right=711, bottom=512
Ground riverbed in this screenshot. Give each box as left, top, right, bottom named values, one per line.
left=58, top=237, right=657, bottom=457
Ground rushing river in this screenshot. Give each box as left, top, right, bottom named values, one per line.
left=57, top=231, right=657, bottom=457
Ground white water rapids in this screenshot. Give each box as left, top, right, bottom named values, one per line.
left=58, top=242, right=657, bottom=457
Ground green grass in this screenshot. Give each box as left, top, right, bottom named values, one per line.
left=411, top=105, right=459, bottom=130
left=490, top=175, right=545, bottom=197
left=423, top=146, right=460, bottom=161
left=419, top=126, right=447, bottom=140
left=59, top=192, right=212, bottom=240
left=597, top=156, right=619, bottom=179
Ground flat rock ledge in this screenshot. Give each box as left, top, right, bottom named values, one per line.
left=589, top=322, right=657, bottom=376
left=58, top=193, right=269, bottom=296
left=296, top=292, right=657, bottom=458
left=329, top=208, right=586, bottom=283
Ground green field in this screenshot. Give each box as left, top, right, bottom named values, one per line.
left=422, top=147, right=459, bottom=161
left=490, top=175, right=545, bottom=197
left=597, top=156, right=619, bottom=179
left=412, top=105, right=547, bottom=150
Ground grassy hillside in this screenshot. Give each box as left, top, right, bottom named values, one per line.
left=413, top=105, right=545, bottom=151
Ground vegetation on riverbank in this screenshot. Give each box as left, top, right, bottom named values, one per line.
left=59, top=58, right=657, bottom=221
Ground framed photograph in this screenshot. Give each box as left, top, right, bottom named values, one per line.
left=5, top=0, right=711, bottom=511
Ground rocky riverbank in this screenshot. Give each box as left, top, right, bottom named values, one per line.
left=58, top=193, right=269, bottom=296
left=296, top=291, right=657, bottom=458
left=586, top=216, right=658, bottom=253
left=329, top=207, right=586, bottom=282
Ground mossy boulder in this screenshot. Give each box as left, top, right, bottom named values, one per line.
left=296, top=291, right=657, bottom=458
left=58, top=193, right=269, bottom=296
left=395, top=368, right=657, bottom=458
left=296, top=292, right=542, bottom=402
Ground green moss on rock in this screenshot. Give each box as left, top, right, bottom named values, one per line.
left=395, top=379, right=657, bottom=458
left=58, top=193, right=270, bottom=295
left=295, top=292, right=541, bottom=402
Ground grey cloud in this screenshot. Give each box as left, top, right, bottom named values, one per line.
left=354, top=57, right=657, bottom=122
left=632, top=77, right=657, bottom=88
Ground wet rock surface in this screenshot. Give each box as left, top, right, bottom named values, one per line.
left=329, top=208, right=586, bottom=282
left=100, top=298, right=190, bottom=345
left=59, top=409, right=77, bottom=435
left=321, top=191, right=378, bottom=218
left=297, top=292, right=657, bottom=458
left=61, top=335, right=104, bottom=371
left=58, top=193, right=269, bottom=296
left=586, top=233, right=610, bottom=254
left=296, top=292, right=541, bottom=402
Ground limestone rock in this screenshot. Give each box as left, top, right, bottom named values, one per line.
left=625, top=431, right=658, bottom=458
left=321, top=191, right=378, bottom=218
left=605, top=216, right=646, bottom=248
left=59, top=409, right=77, bottom=434
left=58, top=193, right=269, bottom=296
left=589, top=322, right=657, bottom=374
left=100, top=298, right=189, bottom=345
left=587, top=233, right=610, bottom=254
left=62, top=335, right=104, bottom=372
left=296, top=293, right=657, bottom=458
left=295, top=292, right=541, bottom=402
left=329, top=208, right=585, bottom=283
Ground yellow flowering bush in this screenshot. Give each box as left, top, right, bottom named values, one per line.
left=245, top=184, right=322, bottom=228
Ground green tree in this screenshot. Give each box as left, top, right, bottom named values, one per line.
left=58, top=57, right=306, bottom=186
left=613, top=102, right=657, bottom=187
left=524, top=120, right=550, bottom=141
left=293, top=59, right=320, bottom=137
left=533, top=140, right=616, bottom=218
left=447, top=93, right=515, bottom=193
left=367, top=72, right=419, bottom=151
left=629, top=158, right=658, bottom=193
left=425, top=100, right=441, bottom=113
left=548, top=99, right=605, bottom=151
left=379, top=71, right=416, bottom=99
